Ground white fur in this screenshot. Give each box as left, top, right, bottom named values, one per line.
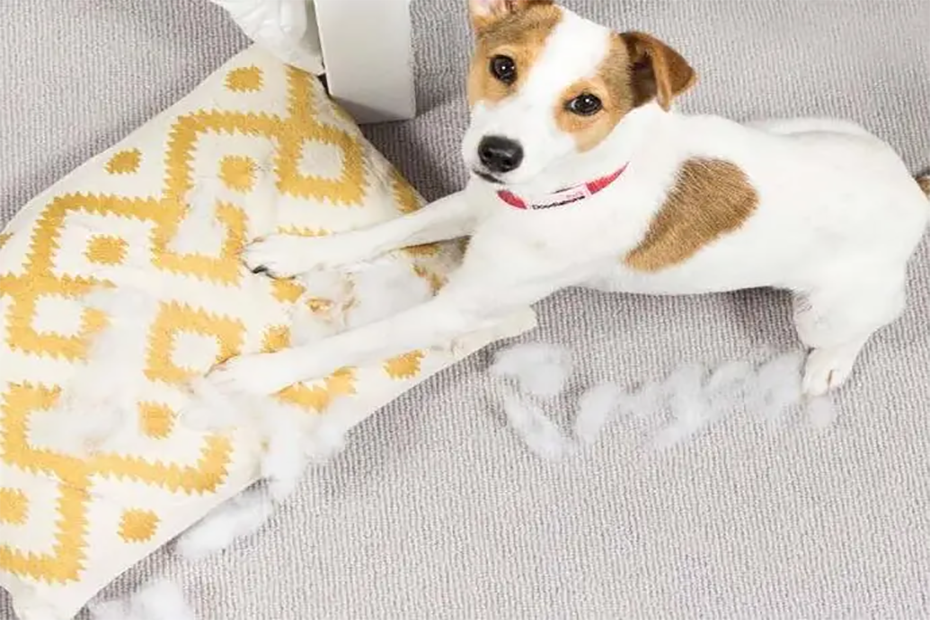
left=490, top=342, right=572, bottom=397
left=343, top=256, right=433, bottom=329
left=90, top=579, right=197, bottom=620
left=193, top=2, right=928, bottom=404
left=461, top=10, right=611, bottom=185
left=175, top=487, right=275, bottom=560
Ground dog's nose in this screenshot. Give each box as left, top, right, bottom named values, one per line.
left=478, top=136, right=524, bottom=173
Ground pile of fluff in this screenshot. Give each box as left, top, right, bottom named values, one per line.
left=489, top=342, right=835, bottom=460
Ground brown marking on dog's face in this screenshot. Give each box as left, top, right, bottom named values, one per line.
left=467, top=1, right=562, bottom=108
left=624, top=158, right=759, bottom=271
left=554, top=32, right=696, bottom=153
left=554, top=34, right=636, bottom=152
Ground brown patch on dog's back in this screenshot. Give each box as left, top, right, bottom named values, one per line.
left=625, top=158, right=758, bottom=271
left=916, top=174, right=930, bottom=197
left=555, top=34, right=635, bottom=152
left=467, top=4, right=563, bottom=107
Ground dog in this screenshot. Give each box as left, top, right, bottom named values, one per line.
left=204, top=0, right=930, bottom=400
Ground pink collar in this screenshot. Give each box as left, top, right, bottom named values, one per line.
left=497, top=164, right=628, bottom=210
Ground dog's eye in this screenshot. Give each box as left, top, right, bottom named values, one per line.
left=567, top=93, right=603, bottom=116
left=490, top=55, right=517, bottom=84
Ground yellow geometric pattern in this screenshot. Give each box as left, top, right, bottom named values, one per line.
left=0, top=47, right=476, bottom=618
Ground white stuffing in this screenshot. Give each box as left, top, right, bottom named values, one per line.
left=178, top=399, right=347, bottom=557
left=490, top=342, right=573, bottom=398
left=257, top=401, right=314, bottom=502
left=169, top=210, right=225, bottom=257
left=29, top=287, right=157, bottom=454
left=87, top=599, right=130, bottom=620
left=492, top=338, right=844, bottom=457
left=573, top=383, right=625, bottom=445
left=654, top=363, right=716, bottom=448
left=705, top=360, right=755, bottom=409
left=172, top=186, right=226, bottom=256
left=301, top=420, right=349, bottom=463
left=618, top=379, right=667, bottom=421
left=175, top=487, right=275, bottom=561
left=502, top=391, right=574, bottom=460
left=129, top=580, right=198, bottom=620
left=495, top=345, right=831, bottom=456
left=806, top=395, right=837, bottom=428
left=750, top=352, right=805, bottom=420
left=342, top=257, right=432, bottom=329
left=89, top=579, right=197, bottom=620
left=181, top=375, right=254, bottom=432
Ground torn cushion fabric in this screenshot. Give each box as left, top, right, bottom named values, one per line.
left=0, top=45, right=534, bottom=620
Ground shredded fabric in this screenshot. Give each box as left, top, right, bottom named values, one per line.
left=175, top=487, right=275, bottom=561
left=89, top=579, right=197, bottom=620
left=490, top=342, right=573, bottom=398
left=502, top=391, right=574, bottom=460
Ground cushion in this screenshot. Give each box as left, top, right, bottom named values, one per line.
left=0, top=45, right=535, bottom=620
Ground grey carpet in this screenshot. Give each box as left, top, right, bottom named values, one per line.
left=3, top=1, right=930, bottom=618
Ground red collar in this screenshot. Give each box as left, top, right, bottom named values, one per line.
left=497, top=164, right=627, bottom=210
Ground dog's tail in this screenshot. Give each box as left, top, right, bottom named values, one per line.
left=917, top=173, right=930, bottom=198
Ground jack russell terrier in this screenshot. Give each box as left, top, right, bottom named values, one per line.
left=206, top=0, right=930, bottom=399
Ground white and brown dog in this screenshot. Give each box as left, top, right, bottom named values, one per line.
left=209, top=0, right=930, bottom=398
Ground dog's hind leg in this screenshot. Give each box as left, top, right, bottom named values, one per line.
left=244, top=191, right=476, bottom=277
left=793, top=268, right=907, bottom=396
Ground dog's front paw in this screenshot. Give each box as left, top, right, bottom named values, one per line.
left=244, top=234, right=374, bottom=278
left=205, top=354, right=296, bottom=396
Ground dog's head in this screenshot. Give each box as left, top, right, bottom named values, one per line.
left=463, top=0, right=696, bottom=187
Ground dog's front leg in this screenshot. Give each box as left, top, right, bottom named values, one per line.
left=244, top=190, right=476, bottom=278
left=204, top=267, right=568, bottom=397
left=204, top=296, right=491, bottom=396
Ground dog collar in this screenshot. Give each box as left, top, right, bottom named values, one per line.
left=497, top=164, right=627, bottom=210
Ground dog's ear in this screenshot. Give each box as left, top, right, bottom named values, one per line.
left=468, top=0, right=554, bottom=32
left=620, top=31, right=696, bottom=110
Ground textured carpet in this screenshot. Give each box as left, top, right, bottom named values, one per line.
left=3, top=1, right=930, bottom=618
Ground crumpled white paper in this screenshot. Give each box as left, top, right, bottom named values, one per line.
left=211, top=0, right=324, bottom=75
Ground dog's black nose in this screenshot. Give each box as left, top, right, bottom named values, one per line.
left=478, top=136, right=524, bottom=173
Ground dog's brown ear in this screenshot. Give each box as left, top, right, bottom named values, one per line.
left=468, top=0, right=554, bottom=32
left=620, top=31, right=696, bottom=110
